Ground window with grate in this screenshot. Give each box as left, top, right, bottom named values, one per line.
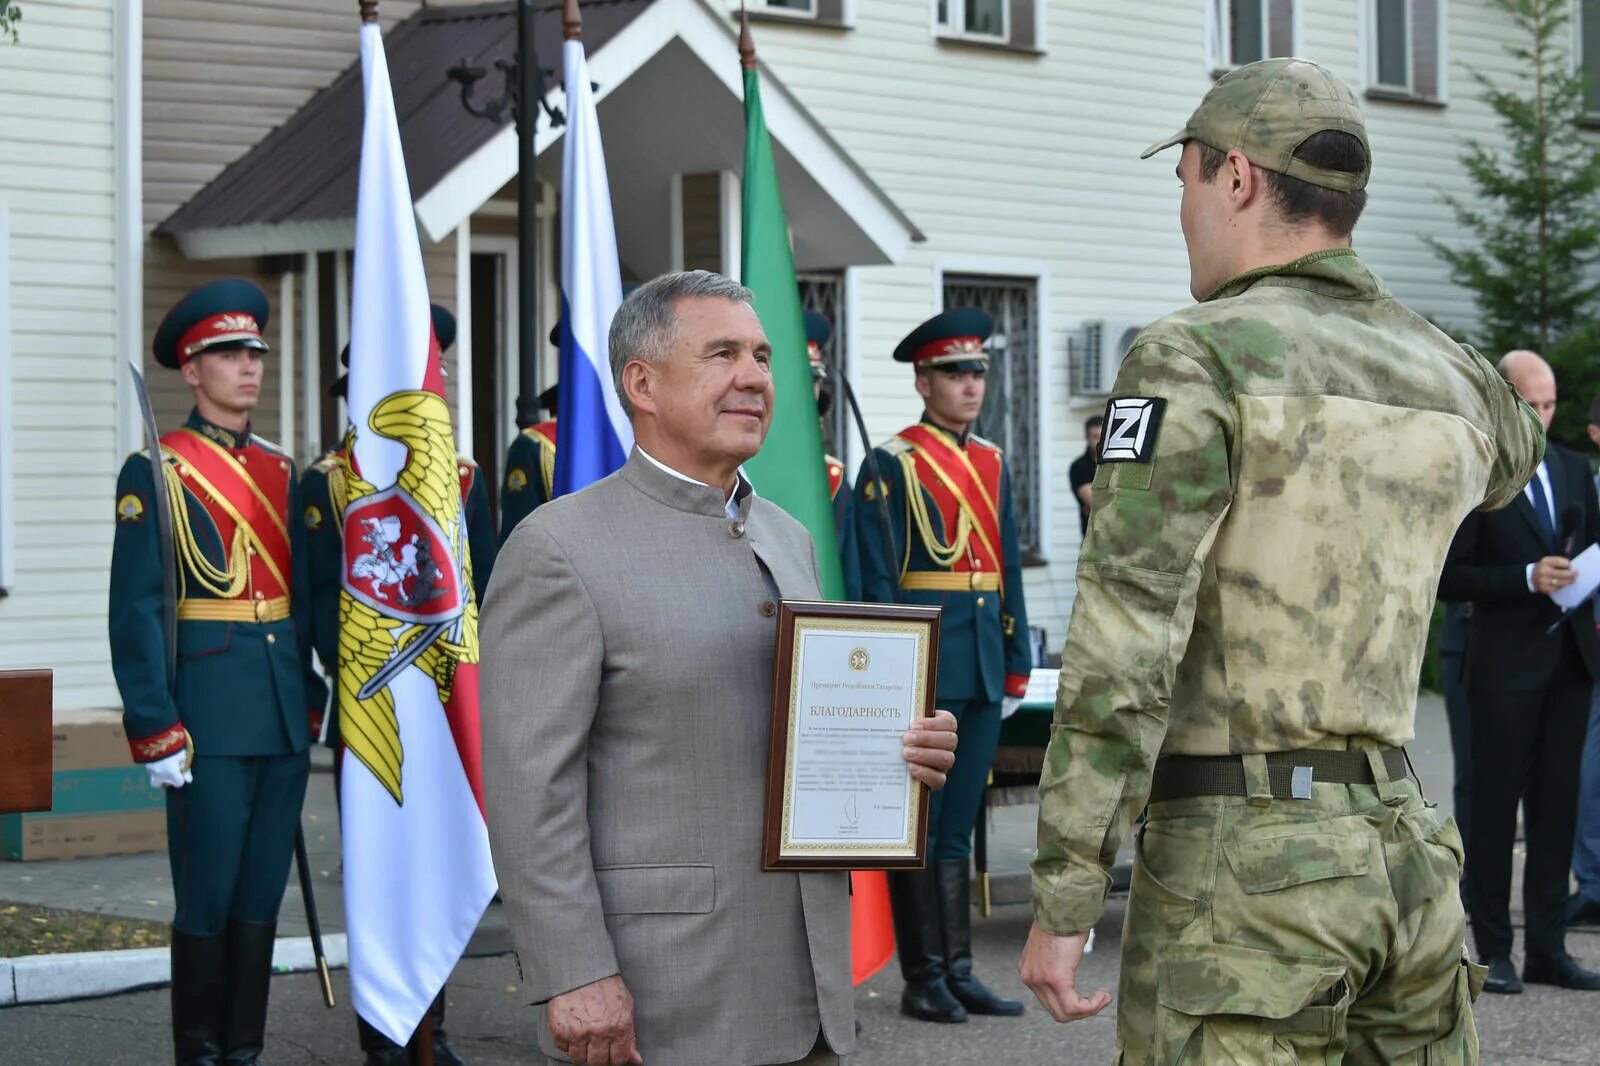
left=798, top=273, right=849, bottom=460
left=942, top=274, right=1042, bottom=560
left=1209, top=0, right=1298, bottom=71
left=1368, top=0, right=1445, bottom=102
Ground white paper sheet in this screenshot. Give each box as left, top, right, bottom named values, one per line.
left=1551, top=542, right=1600, bottom=610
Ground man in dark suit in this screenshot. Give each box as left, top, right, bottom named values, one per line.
left=1440, top=349, right=1600, bottom=994
left=1067, top=415, right=1102, bottom=537
left=1437, top=602, right=1473, bottom=844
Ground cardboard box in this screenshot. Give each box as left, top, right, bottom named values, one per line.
left=1, top=708, right=168, bottom=861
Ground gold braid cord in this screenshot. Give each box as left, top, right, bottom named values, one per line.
left=160, top=452, right=250, bottom=600
left=337, top=391, right=479, bottom=806
left=538, top=438, right=557, bottom=500
left=896, top=451, right=971, bottom=570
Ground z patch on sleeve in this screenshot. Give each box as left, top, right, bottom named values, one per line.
left=1098, top=397, right=1166, bottom=463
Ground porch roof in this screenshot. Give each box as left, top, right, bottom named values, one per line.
left=157, top=0, right=923, bottom=272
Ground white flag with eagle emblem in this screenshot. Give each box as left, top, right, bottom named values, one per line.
left=339, top=17, right=497, bottom=1044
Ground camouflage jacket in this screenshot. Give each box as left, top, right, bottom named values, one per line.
left=1032, top=248, right=1543, bottom=935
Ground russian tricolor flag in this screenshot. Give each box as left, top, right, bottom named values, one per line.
left=551, top=27, right=631, bottom=497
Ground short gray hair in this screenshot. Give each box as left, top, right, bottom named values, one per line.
left=609, top=270, right=754, bottom=417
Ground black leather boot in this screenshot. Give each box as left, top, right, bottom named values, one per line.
left=222, top=920, right=276, bottom=1064
left=356, top=1015, right=409, bottom=1066
left=171, top=928, right=228, bottom=1065
left=937, top=859, right=1023, bottom=1016
left=430, top=987, right=467, bottom=1065
left=887, top=868, right=967, bottom=1023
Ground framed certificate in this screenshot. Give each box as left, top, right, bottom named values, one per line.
left=762, top=600, right=941, bottom=870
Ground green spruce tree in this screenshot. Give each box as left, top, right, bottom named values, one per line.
left=1427, top=0, right=1600, bottom=445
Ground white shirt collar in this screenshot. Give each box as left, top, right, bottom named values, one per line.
left=636, top=446, right=748, bottom=520
left=1524, top=459, right=1554, bottom=518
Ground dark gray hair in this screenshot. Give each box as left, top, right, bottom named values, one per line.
left=609, top=270, right=754, bottom=417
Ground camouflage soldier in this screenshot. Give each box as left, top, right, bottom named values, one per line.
left=1018, top=59, right=1543, bottom=1062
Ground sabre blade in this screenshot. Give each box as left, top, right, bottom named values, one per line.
left=355, top=621, right=451, bottom=701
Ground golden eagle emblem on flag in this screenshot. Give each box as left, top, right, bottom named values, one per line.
left=338, top=390, right=478, bottom=805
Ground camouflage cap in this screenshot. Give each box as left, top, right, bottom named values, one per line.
left=1141, top=58, right=1370, bottom=192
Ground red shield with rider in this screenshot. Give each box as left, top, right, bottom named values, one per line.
left=341, top=484, right=465, bottom=624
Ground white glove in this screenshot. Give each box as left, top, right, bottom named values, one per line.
left=145, top=750, right=192, bottom=790
left=1001, top=695, right=1023, bottom=720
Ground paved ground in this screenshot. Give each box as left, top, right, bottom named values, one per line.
left=5, top=696, right=1600, bottom=1063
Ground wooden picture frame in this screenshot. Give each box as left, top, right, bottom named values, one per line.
left=762, top=600, right=941, bottom=870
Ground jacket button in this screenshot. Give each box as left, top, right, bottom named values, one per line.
left=254, top=591, right=265, bottom=600
left=760, top=600, right=776, bottom=618
left=265, top=633, right=277, bottom=645
left=237, top=455, right=247, bottom=465
left=729, top=521, right=746, bottom=539
left=976, top=596, right=986, bottom=607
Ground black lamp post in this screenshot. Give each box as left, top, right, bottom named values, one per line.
left=448, top=0, right=565, bottom=428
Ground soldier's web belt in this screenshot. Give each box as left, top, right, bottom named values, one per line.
left=176, top=596, right=290, bottom=623
left=1149, top=747, right=1410, bottom=803
left=899, top=571, right=1000, bottom=592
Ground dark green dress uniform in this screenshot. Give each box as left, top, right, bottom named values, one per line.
left=854, top=308, right=1032, bottom=1023
left=108, top=279, right=321, bottom=1065
left=808, top=311, right=861, bottom=601
left=499, top=383, right=558, bottom=544
left=826, top=454, right=861, bottom=601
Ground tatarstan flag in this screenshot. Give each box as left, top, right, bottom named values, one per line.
left=736, top=12, right=894, bottom=987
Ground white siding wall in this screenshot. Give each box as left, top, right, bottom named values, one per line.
left=746, top=0, right=1524, bottom=648
left=0, top=0, right=120, bottom=708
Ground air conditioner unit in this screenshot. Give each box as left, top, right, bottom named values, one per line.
left=1069, top=318, right=1146, bottom=397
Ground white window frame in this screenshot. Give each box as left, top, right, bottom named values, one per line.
left=0, top=198, right=13, bottom=593
left=1361, top=0, right=1450, bottom=103
left=930, top=257, right=1053, bottom=563
left=1206, top=0, right=1303, bottom=74
left=933, top=0, right=1010, bottom=46
left=749, top=0, right=817, bottom=20
left=1371, top=0, right=1415, bottom=93
left=473, top=233, right=521, bottom=454
left=1574, top=0, right=1600, bottom=120
left=735, top=0, right=856, bottom=27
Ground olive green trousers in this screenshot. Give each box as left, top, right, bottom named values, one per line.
left=1116, top=752, right=1484, bottom=1064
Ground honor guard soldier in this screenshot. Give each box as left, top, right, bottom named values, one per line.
left=807, top=310, right=860, bottom=599
left=499, top=374, right=559, bottom=543
left=300, top=303, right=486, bottom=1066
left=1018, top=60, right=1546, bottom=1060
left=109, top=279, right=324, bottom=1065
left=855, top=308, right=1032, bottom=1023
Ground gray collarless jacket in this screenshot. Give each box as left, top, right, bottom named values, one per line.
left=481, top=449, right=853, bottom=1064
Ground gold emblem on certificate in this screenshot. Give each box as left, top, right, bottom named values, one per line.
left=762, top=601, right=941, bottom=870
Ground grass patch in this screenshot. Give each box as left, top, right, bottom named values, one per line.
left=1, top=901, right=169, bottom=957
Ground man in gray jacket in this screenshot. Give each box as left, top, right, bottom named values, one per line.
left=481, top=271, right=958, bottom=1066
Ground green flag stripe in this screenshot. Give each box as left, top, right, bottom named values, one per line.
left=739, top=66, right=845, bottom=601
